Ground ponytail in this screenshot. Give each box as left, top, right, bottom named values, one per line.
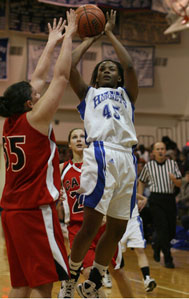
left=0, top=96, right=11, bottom=117
left=0, top=81, right=32, bottom=118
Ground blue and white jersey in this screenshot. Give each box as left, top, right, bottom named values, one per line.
left=77, top=86, right=138, bottom=149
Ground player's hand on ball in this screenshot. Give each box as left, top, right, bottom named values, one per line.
left=82, top=31, right=104, bottom=42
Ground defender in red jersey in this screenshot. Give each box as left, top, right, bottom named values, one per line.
left=57, top=128, right=133, bottom=298
left=0, top=12, right=77, bottom=298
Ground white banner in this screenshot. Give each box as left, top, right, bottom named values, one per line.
left=27, top=39, right=81, bottom=82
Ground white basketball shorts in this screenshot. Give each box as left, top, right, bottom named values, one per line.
left=121, top=215, right=146, bottom=249
left=77, top=141, right=137, bottom=220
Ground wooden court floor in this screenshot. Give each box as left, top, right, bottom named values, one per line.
left=0, top=220, right=189, bottom=298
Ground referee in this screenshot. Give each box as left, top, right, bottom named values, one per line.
left=138, top=142, right=182, bottom=268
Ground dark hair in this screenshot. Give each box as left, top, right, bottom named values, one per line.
left=0, top=81, right=32, bottom=117
left=138, top=144, right=145, bottom=154
left=162, top=135, right=177, bottom=150
left=90, top=59, right=124, bottom=88
left=68, top=128, right=84, bottom=144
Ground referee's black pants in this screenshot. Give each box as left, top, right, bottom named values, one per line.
left=149, top=193, right=177, bottom=263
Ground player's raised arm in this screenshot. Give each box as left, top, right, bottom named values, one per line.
left=70, top=34, right=103, bottom=101
left=31, top=17, right=66, bottom=94
left=105, top=10, right=138, bottom=103
left=27, top=9, right=77, bottom=134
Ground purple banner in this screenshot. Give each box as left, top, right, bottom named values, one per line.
left=38, top=0, right=96, bottom=7
left=102, top=42, right=155, bottom=87
left=38, top=0, right=151, bottom=8
left=0, top=38, right=9, bottom=80
left=0, top=0, right=6, bottom=30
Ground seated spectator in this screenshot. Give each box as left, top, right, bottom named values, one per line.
left=177, top=152, right=187, bottom=176
left=162, top=136, right=180, bottom=163
left=177, top=171, right=189, bottom=220
left=181, top=215, right=189, bottom=230
left=162, top=136, right=177, bottom=151
left=165, top=149, right=176, bottom=160
left=137, top=158, right=146, bottom=177
left=149, top=143, right=155, bottom=161
left=181, top=143, right=189, bottom=175
left=137, top=144, right=149, bottom=162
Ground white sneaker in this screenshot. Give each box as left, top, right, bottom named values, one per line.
left=144, top=276, right=157, bottom=292
left=58, top=279, right=76, bottom=298
left=77, top=280, right=106, bottom=298
left=102, top=271, right=112, bottom=288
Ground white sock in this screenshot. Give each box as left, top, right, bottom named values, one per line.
left=69, top=258, right=82, bottom=275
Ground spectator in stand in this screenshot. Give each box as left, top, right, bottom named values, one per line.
left=177, top=170, right=189, bottom=219
left=149, top=143, right=155, bottom=161
left=137, top=144, right=149, bottom=162
left=162, top=136, right=180, bottom=164
left=181, top=142, right=189, bottom=175
left=181, top=215, right=189, bottom=230
left=177, top=152, right=188, bottom=176
left=162, top=136, right=177, bottom=151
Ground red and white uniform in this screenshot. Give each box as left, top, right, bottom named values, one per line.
left=61, top=160, right=123, bottom=270
left=1, top=113, right=69, bottom=288
left=1, top=113, right=60, bottom=210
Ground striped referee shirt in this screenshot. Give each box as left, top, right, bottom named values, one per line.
left=139, top=159, right=182, bottom=194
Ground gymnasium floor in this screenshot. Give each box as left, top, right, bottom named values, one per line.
left=0, top=221, right=189, bottom=298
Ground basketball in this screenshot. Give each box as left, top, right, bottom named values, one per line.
left=75, top=4, right=106, bottom=38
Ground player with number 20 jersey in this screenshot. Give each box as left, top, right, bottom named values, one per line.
left=61, top=159, right=123, bottom=270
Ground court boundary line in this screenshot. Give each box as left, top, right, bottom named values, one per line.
left=130, top=278, right=189, bottom=296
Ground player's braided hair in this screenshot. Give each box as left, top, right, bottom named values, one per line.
left=90, top=59, right=124, bottom=88
left=0, top=81, right=32, bottom=117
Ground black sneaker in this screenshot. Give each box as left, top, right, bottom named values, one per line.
left=153, top=250, right=160, bottom=262
left=58, top=266, right=81, bottom=298
left=165, top=261, right=175, bottom=268
left=77, top=280, right=106, bottom=298
left=152, top=242, right=160, bottom=262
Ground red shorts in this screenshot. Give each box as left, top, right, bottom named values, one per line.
left=68, top=223, right=123, bottom=269
left=1, top=203, right=69, bottom=288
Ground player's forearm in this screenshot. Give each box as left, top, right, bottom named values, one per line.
left=72, top=38, right=94, bottom=66
left=136, top=193, right=146, bottom=201
left=55, top=35, right=73, bottom=81
left=105, top=31, right=134, bottom=69
left=137, top=180, right=145, bottom=195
